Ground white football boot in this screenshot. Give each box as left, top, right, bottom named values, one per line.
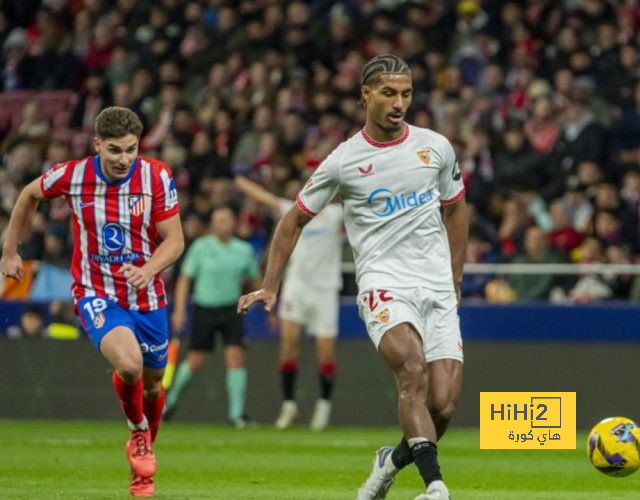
left=274, top=400, right=299, bottom=429
left=356, top=446, right=398, bottom=499
left=414, top=479, right=451, bottom=500
left=309, top=398, right=332, bottom=431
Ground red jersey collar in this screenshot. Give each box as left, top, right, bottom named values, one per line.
left=361, top=122, right=409, bottom=148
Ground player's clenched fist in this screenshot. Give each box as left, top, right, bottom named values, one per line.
left=237, top=288, right=277, bottom=314
left=119, top=263, right=153, bottom=289
left=0, top=253, right=24, bottom=282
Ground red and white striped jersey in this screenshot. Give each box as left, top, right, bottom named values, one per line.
left=40, top=155, right=180, bottom=311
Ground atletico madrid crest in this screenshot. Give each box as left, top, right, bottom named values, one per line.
left=128, top=195, right=145, bottom=216
left=93, top=312, right=106, bottom=329
left=416, top=148, right=432, bottom=166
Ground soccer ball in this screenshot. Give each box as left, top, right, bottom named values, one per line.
left=587, top=417, right=640, bottom=477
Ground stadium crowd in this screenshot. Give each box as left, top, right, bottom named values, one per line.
left=2, top=0, right=640, bottom=307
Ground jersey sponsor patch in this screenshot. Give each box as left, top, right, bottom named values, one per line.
left=160, top=169, right=178, bottom=210
left=43, top=164, right=67, bottom=190
left=452, top=160, right=461, bottom=181
left=367, top=187, right=435, bottom=217
left=102, top=222, right=125, bottom=252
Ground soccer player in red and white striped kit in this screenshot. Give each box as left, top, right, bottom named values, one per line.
left=0, top=106, right=184, bottom=497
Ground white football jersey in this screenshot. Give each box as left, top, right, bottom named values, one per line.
left=279, top=199, right=344, bottom=290
left=296, top=123, right=464, bottom=292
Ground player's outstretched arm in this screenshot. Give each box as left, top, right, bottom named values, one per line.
left=237, top=206, right=311, bottom=313
left=0, top=177, right=46, bottom=281
left=234, top=175, right=282, bottom=215
left=443, top=197, right=469, bottom=305
left=121, top=213, right=185, bottom=289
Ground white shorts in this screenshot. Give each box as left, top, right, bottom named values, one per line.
left=357, top=286, right=463, bottom=363
left=278, top=279, right=339, bottom=338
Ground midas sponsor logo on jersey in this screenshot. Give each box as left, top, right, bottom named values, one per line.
left=367, top=187, right=435, bottom=217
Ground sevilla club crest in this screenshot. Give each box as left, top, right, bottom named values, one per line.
left=416, top=148, right=432, bottom=166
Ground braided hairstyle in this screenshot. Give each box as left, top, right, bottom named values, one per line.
left=359, top=54, right=410, bottom=107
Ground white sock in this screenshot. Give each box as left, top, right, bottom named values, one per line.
left=407, top=436, right=429, bottom=448
left=127, top=415, right=149, bottom=431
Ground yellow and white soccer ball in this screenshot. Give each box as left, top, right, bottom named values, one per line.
left=587, top=417, right=640, bottom=477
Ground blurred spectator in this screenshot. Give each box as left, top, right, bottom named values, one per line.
left=47, top=300, right=80, bottom=340
left=494, top=120, right=545, bottom=197
left=462, top=227, right=500, bottom=299
left=548, top=199, right=584, bottom=254
left=507, top=225, right=567, bottom=300
left=553, top=79, right=607, bottom=178
left=5, top=100, right=50, bottom=155
left=28, top=8, right=82, bottom=89
left=2, top=27, right=31, bottom=90
left=523, top=93, right=559, bottom=155
left=6, top=304, right=47, bottom=338
left=69, top=70, right=112, bottom=130
left=568, top=237, right=612, bottom=303
left=604, top=243, right=633, bottom=300
left=231, top=104, right=273, bottom=174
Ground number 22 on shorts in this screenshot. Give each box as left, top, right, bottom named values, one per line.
left=364, top=289, right=393, bottom=311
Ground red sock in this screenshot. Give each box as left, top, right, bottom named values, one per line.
left=144, top=387, right=165, bottom=443
left=112, top=371, right=144, bottom=426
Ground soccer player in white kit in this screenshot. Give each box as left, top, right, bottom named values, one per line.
left=234, top=176, right=344, bottom=430
left=238, top=54, right=468, bottom=500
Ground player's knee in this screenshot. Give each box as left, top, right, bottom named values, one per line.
left=117, top=365, right=142, bottom=383
left=396, top=358, right=427, bottom=395
left=116, top=358, right=143, bottom=382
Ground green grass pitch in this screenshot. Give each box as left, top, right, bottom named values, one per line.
left=1, top=420, right=639, bottom=499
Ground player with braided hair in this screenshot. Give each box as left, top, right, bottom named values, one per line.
left=238, top=54, right=467, bottom=500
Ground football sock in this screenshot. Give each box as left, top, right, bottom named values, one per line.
left=226, top=367, right=247, bottom=421
left=319, top=362, right=336, bottom=400
left=410, top=439, right=443, bottom=488
left=391, top=437, right=414, bottom=469
left=143, top=387, right=165, bottom=443
left=279, top=360, right=298, bottom=401
left=112, top=371, right=144, bottom=426
left=165, top=361, right=193, bottom=410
